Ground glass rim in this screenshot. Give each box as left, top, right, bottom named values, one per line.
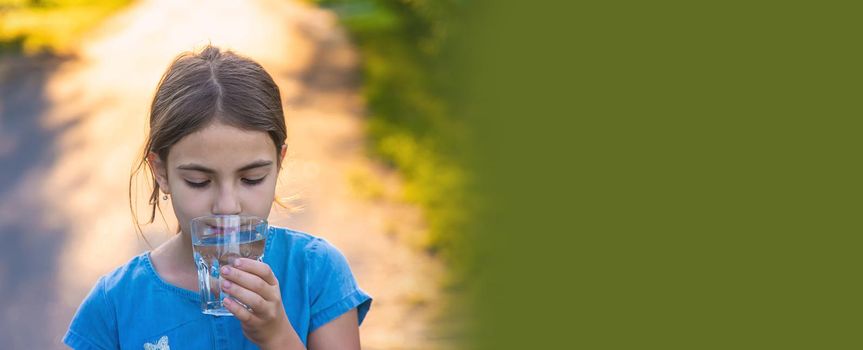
left=190, top=214, right=267, bottom=224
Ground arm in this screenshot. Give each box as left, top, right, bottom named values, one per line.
left=304, top=238, right=371, bottom=350
left=307, top=309, right=361, bottom=350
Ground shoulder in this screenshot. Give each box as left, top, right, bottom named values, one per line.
left=268, top=226, right=372, bottom=330
left=268, top=225, right=346, bottom=263
left=269, top=227, right=354, bottom=287
left=98, top=252, right=153, bottom=294
left=64, top=254, right=151, bottom=349
left=72, top=252, right=151, bottom=314
left=266, top=226, right=355, bottom=284
left=80, top=252, right=160, bottom=310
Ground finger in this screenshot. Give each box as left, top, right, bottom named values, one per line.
left=221, top=265, right=276, bottom=301
left=221, top=278, right=267, bottom=316
left=232, top=258, right=278, bottom=286
left=223, top=296, right=257, bottom=324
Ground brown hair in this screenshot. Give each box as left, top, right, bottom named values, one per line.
left=129, top=45, right=287, bottom=238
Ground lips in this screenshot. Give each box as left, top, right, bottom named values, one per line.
left=207, top=226, right=226, bottom=234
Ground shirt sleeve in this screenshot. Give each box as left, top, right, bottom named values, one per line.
left=306, top=238, right=373, bottom=333
left=63, top=276, right=119, bottom=350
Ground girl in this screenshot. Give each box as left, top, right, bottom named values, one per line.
left=63, top=45, right=372, bottom=349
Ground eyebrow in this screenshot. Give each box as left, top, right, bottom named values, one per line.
left=176, top=160, right=273, bottom=174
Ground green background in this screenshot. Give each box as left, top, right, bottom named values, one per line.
left=3, top=0, right=855, bottom=347
left=462, top=1, right=857, bottom=348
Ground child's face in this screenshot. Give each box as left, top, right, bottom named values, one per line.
left=149, top=121, right=286, bottom=237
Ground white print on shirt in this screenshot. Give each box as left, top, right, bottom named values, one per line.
left=143, top=336, right=169, bottom=350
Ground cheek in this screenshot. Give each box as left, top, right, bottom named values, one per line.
left=170, top=189, right=214, bottom=230
left=244, top=178, right=279, bottom=217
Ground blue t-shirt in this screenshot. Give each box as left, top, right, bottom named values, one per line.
left=63, top=226, right=372, bottom=349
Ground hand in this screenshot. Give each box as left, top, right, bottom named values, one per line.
left=220, top=258, right=303, bottom=349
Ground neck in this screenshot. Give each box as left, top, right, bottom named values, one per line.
left=159, top=232, right=197, bottom=274
left=176, top=232, right=195, bottom=265
left=148, top=230, right=202, bottom=292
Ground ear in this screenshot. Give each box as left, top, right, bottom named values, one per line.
left=147, top=152, right=171, bottom=195
left=279, top=143, right=287, bottom=164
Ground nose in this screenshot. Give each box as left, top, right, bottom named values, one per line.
left=212, top=184, right=241, bottom=215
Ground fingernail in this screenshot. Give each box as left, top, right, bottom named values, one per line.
left=222, top=280, right=232, bottom=289
left=233, top=259, right=242, bottom=267
left=221, top=266, right=230, bottom=275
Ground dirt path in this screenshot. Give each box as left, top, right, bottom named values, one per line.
left=0, top=0, right=447, bottom=348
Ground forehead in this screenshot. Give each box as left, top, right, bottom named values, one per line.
left=167, top=122, right=276, bottom=169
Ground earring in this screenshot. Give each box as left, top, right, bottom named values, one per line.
left=163, top=194, right=168, bottom=200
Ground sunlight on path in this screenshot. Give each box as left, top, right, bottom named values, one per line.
left=31, top=0, right=448, bottom=348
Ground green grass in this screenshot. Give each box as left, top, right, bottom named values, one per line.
left=0, top=0, right=133, bottom=55
left=308, top=4, right=475, bottom=345
left=314, top=0, right=473, bottom=276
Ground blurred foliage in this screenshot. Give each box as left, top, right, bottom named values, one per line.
left=0, top=0, right=132, bottom=55
left=314, top=0, right=471, bottom=273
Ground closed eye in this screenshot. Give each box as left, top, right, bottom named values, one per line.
left=185, top=180, right=210, bottom=188
left=242, top=177, right=266, bottom=185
